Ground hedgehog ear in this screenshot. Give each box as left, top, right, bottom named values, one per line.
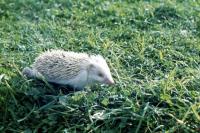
left=89, top=63, right=95, bottom=69
left=88, top=62, right=97, bottom=71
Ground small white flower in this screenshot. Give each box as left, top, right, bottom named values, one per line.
left=180, top=30, right=188, bottom=37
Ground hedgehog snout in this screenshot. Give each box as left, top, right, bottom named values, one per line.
left=104, top=77, right=114, bottom=85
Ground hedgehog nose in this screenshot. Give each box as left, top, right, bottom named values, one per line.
left=106, top=78, right=114, bottom=85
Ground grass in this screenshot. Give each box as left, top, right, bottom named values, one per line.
left=0, top=0, right=200, bottom=132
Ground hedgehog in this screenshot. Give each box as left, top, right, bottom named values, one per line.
left=22, top=50, right=114, bottom=90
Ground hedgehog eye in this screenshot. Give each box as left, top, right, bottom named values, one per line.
left=98, top=72, right=103, bottom=77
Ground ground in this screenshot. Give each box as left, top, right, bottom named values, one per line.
left=0, top=0, right=200, bottom=132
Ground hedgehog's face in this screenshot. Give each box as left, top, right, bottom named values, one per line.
left=88, top=55, right=114, bottom=85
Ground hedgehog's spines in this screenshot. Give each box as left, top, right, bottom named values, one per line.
left=32, top=50, right=90, bottom=81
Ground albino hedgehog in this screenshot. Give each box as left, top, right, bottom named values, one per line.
left=22, top=50, right=114, bottom=90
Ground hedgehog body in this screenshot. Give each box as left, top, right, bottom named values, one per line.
left=22, top=50, right=114, bottom=90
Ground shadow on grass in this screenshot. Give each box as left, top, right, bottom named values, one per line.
left=18, top=80, right=81, bottom=107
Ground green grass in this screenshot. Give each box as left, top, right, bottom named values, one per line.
left=0, top=0, right=200, bottom=132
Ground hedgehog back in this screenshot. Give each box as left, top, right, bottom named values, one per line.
left=33, top=50, right=90, bottom=81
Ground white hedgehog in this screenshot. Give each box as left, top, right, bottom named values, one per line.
left=22, top=50, right=114, bottom=90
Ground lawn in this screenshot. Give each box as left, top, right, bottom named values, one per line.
left=0, top=0, right=200, bottom=132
